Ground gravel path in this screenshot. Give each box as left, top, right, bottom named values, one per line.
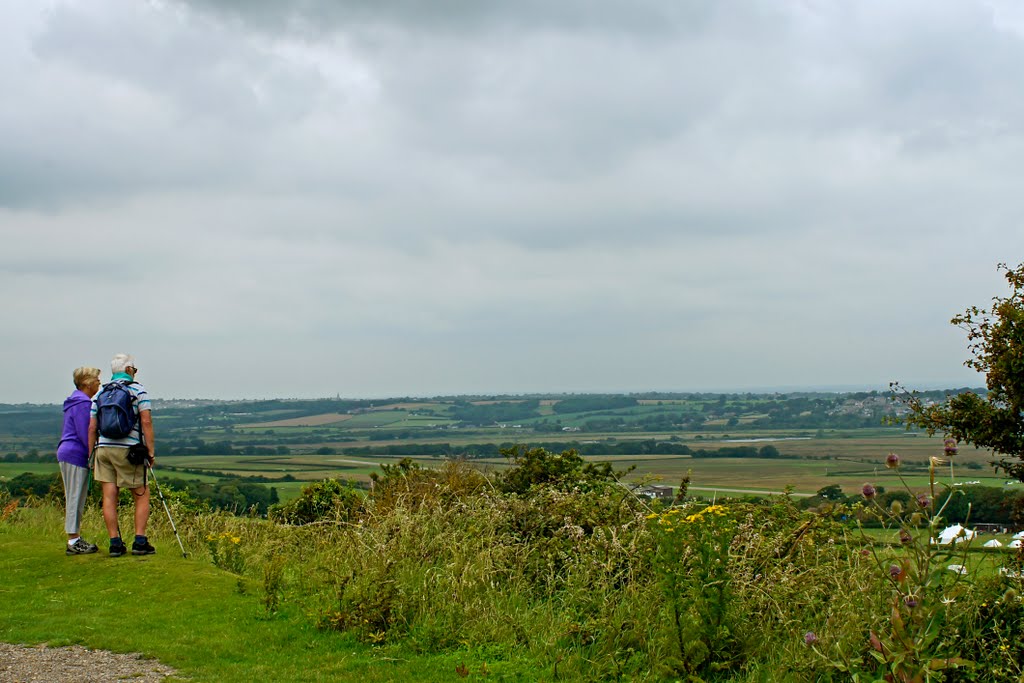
left=0, top=643, right=178, bottom=682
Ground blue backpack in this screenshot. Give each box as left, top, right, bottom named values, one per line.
left=95, top=381, right=139, bottom=439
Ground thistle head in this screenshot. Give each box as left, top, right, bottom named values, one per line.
left=804, top=631, right=819, bottom=646
left=862, top=483, right=877, bottom=499
left=944, top=438, right=958, bottom=457
left=886, top=452, right=901, bottom=469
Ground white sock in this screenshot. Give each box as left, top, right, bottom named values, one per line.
left=68, top=538, right=80, bottom=546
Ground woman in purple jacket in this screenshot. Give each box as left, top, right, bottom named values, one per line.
left=57, top=366, right=102, bottom=555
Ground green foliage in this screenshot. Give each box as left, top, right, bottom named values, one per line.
left=935, top=485, right=1024, bottom=527
left=810, top=452, right=978, bottom=681
left=449, top=400, right=541, bottom=424
left=946, top=576, right=1024, bottom=681
left=551, top=395, right=639, bottom=414
left=267, top=478, right=361, bottom=525
left=0, top=471, right=61, bottom=499
left=896, top=262, right=1024, bottom=481
left=9, top=454, right=1024, bottom=681
left=160, top=477, right=278, bottom=515
left=1, top=508, right=508, bottom=683
left=150, top=481, right=211, bottom=516
left=497, top=445, right=622, bottom=495
left=817, top=484, right=845, bottom=500
left=647, top=503, right=742, bottom=677
left=308, top=460, right=659, bottom=679
left=206, top=530, right=246, bottom=574
left=368, top=458, right=489, bottom=514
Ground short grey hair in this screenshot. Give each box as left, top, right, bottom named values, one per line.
left=111, top=353, right=137, bottom=374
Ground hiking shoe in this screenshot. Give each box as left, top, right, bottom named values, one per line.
left=66, top=538, right=98, bottom=556
left=110, top=541, right=128, bottom=557
left=131, top=540, right=156, bottom=556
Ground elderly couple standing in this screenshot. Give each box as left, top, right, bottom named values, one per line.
left=56, top=353, right=156, bottom=557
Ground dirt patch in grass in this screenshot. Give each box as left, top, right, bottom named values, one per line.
left=0, top=642, right=177, bottom=682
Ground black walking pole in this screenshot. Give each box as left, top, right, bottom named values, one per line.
left=148, top=465, right=188, bottom=558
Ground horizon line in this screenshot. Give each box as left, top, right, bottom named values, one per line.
left=0, top=382, right=987, bottom=407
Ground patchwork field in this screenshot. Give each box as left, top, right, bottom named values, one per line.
left=2, top=385, right=1011, bottom=514
left=6, top=430, right=1007, bottom=506
left=0, top=463, right=64, bottom=477
left=240, top=412, right=354, bottom=428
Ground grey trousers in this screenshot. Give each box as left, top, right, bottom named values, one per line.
left=59, top=461, right=89, bottom=535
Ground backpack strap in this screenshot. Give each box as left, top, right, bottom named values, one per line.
left=124, top=380, right=144, bottom=446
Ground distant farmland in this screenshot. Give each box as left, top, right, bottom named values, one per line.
left=241, top=413, right=354, bottom=428
left=3, top=390, right=1008, bottom=506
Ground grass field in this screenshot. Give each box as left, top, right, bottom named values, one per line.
left=5, top=469, right=1023, bottom=681
left=4, top=431, right=1011, bottom=507
left=239, top=412, right=354, bottom=428
left=0, top=509, right=528, bottom=682
left=10, top=439, right=1007, bottom=503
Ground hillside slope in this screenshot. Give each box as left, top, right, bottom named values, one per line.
left=0, top=510, right=507, bottom=682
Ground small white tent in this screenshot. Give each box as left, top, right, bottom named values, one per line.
left=938, top=524, right=977, bottom=544
left=1013, top=530, right=1024, bottom=540
left=984, top=539, right=1003, bottom=548
left=1010, top=539, right=1023, bottom=549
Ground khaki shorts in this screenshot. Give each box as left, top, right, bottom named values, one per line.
left=93, top=446, right=147, bottom=490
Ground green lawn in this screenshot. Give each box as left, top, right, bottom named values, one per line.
left=0, top=462, right=59, bottom=479
left=0, top=509, right=532, bottom=682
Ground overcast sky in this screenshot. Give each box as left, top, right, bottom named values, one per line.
left=3, top=0, right=1022, bottom=403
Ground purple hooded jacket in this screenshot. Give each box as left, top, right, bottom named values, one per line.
left=57, top=389, right=92, bottom=468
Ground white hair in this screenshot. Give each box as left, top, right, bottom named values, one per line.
left=111, top=353, right=136, bottom=374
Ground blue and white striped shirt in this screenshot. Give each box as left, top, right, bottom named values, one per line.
left=90, top=377, right=151, bottom=448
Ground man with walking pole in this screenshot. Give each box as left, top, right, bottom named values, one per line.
left=88, top=353, right=156, bottom=557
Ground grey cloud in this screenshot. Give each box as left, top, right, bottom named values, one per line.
left=0, top=1, right=338, bottom=209
left=1, top=0, right=1020, bottom=402
left=33, top=1, right=326, bottom=124
left=7, top=0, right=1024, bottom=229
left=178, top=0, right=731, bottom=38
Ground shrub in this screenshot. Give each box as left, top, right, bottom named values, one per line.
left=268, top=479, right=361, bottom=525
left=497, top=446, right=622, bottom=495
left=1, top=472, right=62, bottom=500
left=368, top=458, right=489, bottom=514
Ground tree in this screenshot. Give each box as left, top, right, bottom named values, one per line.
left=497, top=446, right=623, bottom=495
left=816, top=484, right=844, bottom=501
left=267, top=478, right=361, bottom=525
left=894, top=263, right=1024, bottom=480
